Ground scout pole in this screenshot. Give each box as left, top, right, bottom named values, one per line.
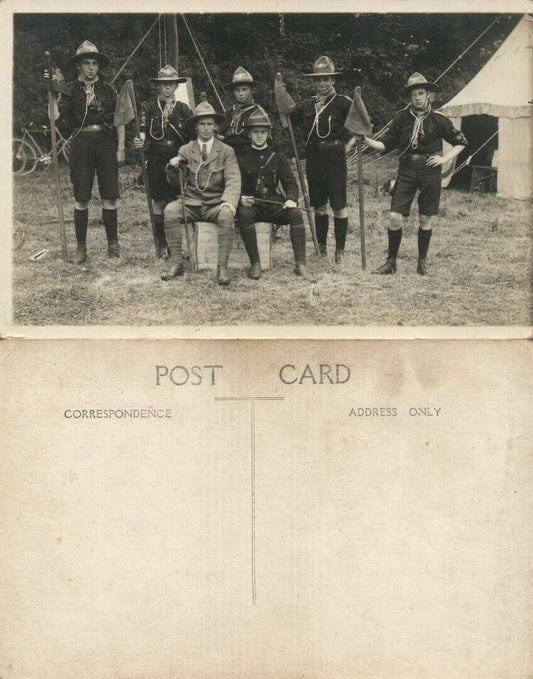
left=178, top=165, right=195, bottom=271
left=344, top=86, right=373, bottom=270
left=274, top=73, right=320, bottom=256
left=124, top=80, right=159, bottom=257
left=45, top=51, right=67, bottom=262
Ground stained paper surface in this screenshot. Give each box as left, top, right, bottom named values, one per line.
left=1, top=340, right=531, bottom=679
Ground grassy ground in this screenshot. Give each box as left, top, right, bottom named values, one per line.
left=11, top=159, right=531, bottom=326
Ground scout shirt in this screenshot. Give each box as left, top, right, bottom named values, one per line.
left=57, top=79, right=117, bottom=135
left=291, top=92, right=352, bottom=146
left=139, top=97, right=193, bottom=147
left=220, top=102, right=261, bottom=149
left=238, top=145, right=298, bottom=202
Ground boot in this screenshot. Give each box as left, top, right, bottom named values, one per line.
left=75, top=245, right=87, bottom=264
left=417, top=258, right=428, bottom=275
left=107, top=240, right=120, bottom=258
left=248, top=262, right=261, bottom=280
left=372, top=258, right=397, bottom=275
left=217, top=266, right=230, bottom=286
left=335, top=249, right=344, bottom=264
left=294, top=263, right=310, bottom=278
left=161, top=263, right=184, bottom=281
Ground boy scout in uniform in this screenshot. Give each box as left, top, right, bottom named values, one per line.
left=364, top=72, right=467, bottom=275
left=133, top=65, right=194, bottom=258
left=220, top=67, right=261, bottom=153
left=55, top=41, right=125, bottom=264
left=291, top=56, right=355, bottom=263
left=163, top=102, right=241, bottom=286
left=237, top=107, right=308, bottom=279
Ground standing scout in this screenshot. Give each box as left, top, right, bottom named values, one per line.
left=133, top=65, right=193, bottom=258
left=291, top=56, right=355, bottom=263
left=237, top=107, right=308, bottom=279
left=364, top=73, right=467, bottom=275
left=55, top=41, right=125, bottom=264
left=220, top=67, right=261, bottom=153
left=163, top=102, right=241, bottom=286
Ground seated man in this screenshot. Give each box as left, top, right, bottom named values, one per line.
left=237, top=107, right=308, bottom=279
left=163, top=101, right=241, bottom=286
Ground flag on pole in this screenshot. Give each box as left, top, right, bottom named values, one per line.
left=114, top=80, right=136, bottom=126
left=344, top=86, right=372, bottom=137
left=274, top=73, right=296, bottom=129
left=50, top=64, right=70, bottom=95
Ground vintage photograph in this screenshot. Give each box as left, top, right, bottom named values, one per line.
left=10, top=11, right=532, bottom=327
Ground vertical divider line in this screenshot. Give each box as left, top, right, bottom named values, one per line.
left=251, top=400, right=256, bottom=605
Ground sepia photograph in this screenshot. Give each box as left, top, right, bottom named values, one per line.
left=7, top=7, right=532, bottom=330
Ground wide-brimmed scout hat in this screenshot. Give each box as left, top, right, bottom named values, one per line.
left=150, top=64, right=187, bottom=83
left=190, top=101, right=225, bottom=124
left=225, top=66, right=260, bottom=89
left=69, top=40, right=109, bottom=66
left=243, top=107, right=272, bottom=128
left=305, top=56, right=342, bottom=77
left=400, top=72, right=438, bottom=96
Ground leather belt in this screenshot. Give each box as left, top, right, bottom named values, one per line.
left=152, top=139, right=177, bottom=146
left=80, top=124, right=105, bottom=132
left=310, top=139, right=344, bottom=147
left=404, top=153, right=431, bottom=160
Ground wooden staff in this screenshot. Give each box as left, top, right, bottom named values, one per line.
left=356, top=137, right=366, bottom=269
left=178, top=165, right=195, bottom=271
left=125, top=80, right=159, bottom=257
left=45, top=51, right=67, bottom=262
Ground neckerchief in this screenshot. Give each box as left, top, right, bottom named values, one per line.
left=158, top=96, right=176, bottom=127
left=78, top=75, right=99, bottom=107
left=409, top=104, right=431, bottom=150
left=230, top=99, right=255, bottom=135
left=315, top=85, right=336, bottom=105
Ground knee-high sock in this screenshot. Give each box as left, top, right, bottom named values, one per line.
left=74, top=208, right=88, bottom=245
left=315, top=214, right=329, bottom=247
left=418, top=229, right=432, bottom=258
left=154, top=214, right=167, bottom=245
left=290, top=223, right=306, bottom=265
left=217, top=212, right=234, bottom=267
left=334, top=217, right=348, bottom=251
left=239, top=224, right=260, bottom=265
left=102, top=209, right=118, bottom=243
left=388, top=228, right=402, bottom=260
left=164, top=213, right=182, bottom=260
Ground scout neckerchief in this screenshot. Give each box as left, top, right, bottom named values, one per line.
left=306, top=89, right=337, bottom=145
left=409, top=103, right=432, bottom=150
left=78, top=74, right=99, bottom=107
left=150, top=95, right=186, bottom=143
left=229, top=98, right=256, bottom=136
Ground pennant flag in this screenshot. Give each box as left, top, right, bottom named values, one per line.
left=114, top=80, right=136, bottom=126
left=345, top=86, right=372, bottom=136
left=50, top=64, right=70, bottom=95
left=274, top=73, right=296, bottom=115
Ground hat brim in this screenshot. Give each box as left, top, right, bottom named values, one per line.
left=305, top=71, right=342, bottom=77
left=70, top=51, right=109, bottom=67
left=224, top=80, right=260, bottom=89
left=400, top=82, right=438, bottom=96
left=151, top=76, right=188, bottom=83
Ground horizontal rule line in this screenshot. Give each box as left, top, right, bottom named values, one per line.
left=215, top=397, right=285, bottom=401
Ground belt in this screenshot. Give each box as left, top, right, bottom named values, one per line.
left=152, top=139, right=178, bottom=146
left=404, top=153, right=431, bottom=160
left=80, top=124, right=105, bottom=132
left=308, top=139, right=344, bottom=148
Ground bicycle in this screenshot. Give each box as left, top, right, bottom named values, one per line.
left=13, top=122, right=72, bottom=175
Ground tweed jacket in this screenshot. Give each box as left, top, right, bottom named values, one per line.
left=169, top=137, right=242, bottom=208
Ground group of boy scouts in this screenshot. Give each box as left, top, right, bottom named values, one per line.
left=51, top=40, right=468, bottom=286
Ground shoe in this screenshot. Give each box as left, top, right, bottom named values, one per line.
left=417, top=258, right=428, bottom=275
left=318, top=243, right=327, bottom=257
left=372, top=258, right=397, bottom=275
left=156, top=242, right=170, bottom=259
left=335, top=249, right=344, bottom=264
left=294, top=263, right=310, bottom=278
left=217, top=266, right=230, bottom=286
left=248, top=262, right=261, bottom=280
left=107, top=240, right=120, bottom=258
left=75, top=245, right=87, bottom=264
left=161, top=263, right=184, bottom=281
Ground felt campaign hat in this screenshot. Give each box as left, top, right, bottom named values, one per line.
left=225, top=66, right=260, bottom=89
left=400, top=72, right=438, bottom=97
left=150, top=64, right=187, bottom=83
left=190, top=101, right=225, bottom=124
left=70, top=40, right=109, bottom=66
left=305, top=56, right=342, bottom=77
left=243, top=107, right=272, bottom=128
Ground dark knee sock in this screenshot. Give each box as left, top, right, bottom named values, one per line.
left=418, top=228, right=432, bottom=258
left=388, top=228, right=402, bottom=260
left=315, top=214, right=329, bottom=247
left=74, top=208, right=88, bottom=245
left=290, top=223, right=306, bottom=264
left=154, top=214, right=167, bottom=245
left=164, top=216, right=182, bottom=259
left=102, top=209, right=118, bottom=243
left=217, top=224, right=234, bottom=267
left=239, top=224, right=260, bottom=264
left=334, top=217, right=348, bottom=250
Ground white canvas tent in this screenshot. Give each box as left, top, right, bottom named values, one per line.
left=439, top=15, right=533, bottom=199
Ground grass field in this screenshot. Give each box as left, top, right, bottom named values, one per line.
left=11, top=159, right=531, bottom=327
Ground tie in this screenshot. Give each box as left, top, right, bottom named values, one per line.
left=201, top=143, right=208, bottom=162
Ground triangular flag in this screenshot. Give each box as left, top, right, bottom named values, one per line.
left=274, top=73, right=297, bottom=129
left=50, top=65, right=70, bottom=95
left=114, top=80, right=136, bottom=126
left=344, top=86, right=372, bottom=136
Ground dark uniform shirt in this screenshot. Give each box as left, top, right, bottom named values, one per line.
left=220, top=102, right=261, bottom=149
left=238, top=145, right=298, bottom=202
left=58, top=79, right=117, bottom=134
left=291, top=93, right=352, bottom=145
left=382, top=108, right=468, bottom=156
left=139, top=98, right=193, bottom=147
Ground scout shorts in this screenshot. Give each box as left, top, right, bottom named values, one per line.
left=391, top=157, right=442, bottom=217
left=69, top=131, right=119, bottom=203
left=305, top=143, right=347, bottom=210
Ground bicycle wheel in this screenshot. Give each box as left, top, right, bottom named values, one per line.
left=13, top=138, right=38, bottom=175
